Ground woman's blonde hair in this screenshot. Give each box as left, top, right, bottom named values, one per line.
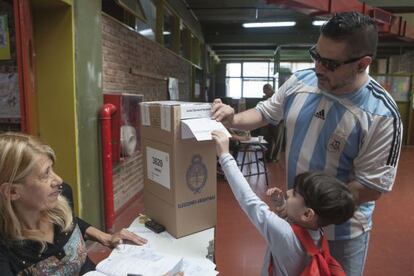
left=0, top=132, right=73, bottom=249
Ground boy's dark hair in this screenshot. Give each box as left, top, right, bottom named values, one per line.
left=321, top=11, right=378, bottom=59
left=293, top=172, right=356, bottom=227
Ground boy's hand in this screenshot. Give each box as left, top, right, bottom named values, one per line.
left=211, top=130, right=230, bottom=157
left=266, top=187, right=287, bottom=219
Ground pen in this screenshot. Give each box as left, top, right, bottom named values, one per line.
left=126, top=274, right=142, bottom=276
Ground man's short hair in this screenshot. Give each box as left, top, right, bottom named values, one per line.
left=293, top=172, right=356, bottom=227
left=321, top=11, right=378, bottom=59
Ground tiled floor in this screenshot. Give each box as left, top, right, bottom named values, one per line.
left=89, top=146, right=414, bottom=275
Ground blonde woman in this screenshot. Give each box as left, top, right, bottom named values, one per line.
left=0, top=132, right=147, bottom=275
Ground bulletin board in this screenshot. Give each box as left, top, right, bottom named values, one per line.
left=373, top=74, right=411, bottom=102
left=0, top=15, right=11, bottom=60
left=373, top=74, right=414, bottom=145
left=0, top=73, right=19, bottom=118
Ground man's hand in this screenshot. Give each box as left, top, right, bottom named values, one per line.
left=211, top=130, right=230, bottom=157
left=347, top=180, right=382, bottom=205
left=211, top=98, right=235, bottom=127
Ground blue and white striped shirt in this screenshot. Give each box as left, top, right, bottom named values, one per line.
left=256, top=69, right=402, bottom=240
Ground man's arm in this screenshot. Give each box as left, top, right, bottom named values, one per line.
left=352, top=112, right=402, bottom=204
left=347, top=180, right=382, bottom=205
left=232, top=109, right=267, bottom=130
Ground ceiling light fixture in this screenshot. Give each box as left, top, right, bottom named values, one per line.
left=312, top=20, right=327, bottom=26
left=242, top=21, right=296, bottom=28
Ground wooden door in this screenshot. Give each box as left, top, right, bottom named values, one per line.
left=13, top=0, right=37, bottom=134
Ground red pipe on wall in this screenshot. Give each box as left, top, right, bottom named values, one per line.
left=100, top=103, right=117, bottom=232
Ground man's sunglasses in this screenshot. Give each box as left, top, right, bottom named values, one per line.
left=309, top=45, right=371, bottom=72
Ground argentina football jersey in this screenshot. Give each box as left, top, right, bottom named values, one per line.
left=256, top=69, right=402, bottom=240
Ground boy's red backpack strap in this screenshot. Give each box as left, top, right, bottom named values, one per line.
left=291, top=224, right=345, bottom=276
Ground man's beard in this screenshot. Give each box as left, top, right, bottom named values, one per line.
left=316, top=73, right=354, bottom=93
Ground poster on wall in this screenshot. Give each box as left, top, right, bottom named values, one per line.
left=0, top=15, right=11, bottom=60
left=0, top=73, right=19, bottom=118
left=194, top=82, right=201, bottom=98
left=168, top=77, right=179, bottom=100
left=373, top=75, right=411, bottom=102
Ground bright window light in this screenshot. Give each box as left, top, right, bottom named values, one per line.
left=312, top=20, right=327, bottom=26
left=139, top=28, right=154, bottom=36
left=243, top=21, right=296, bottom=28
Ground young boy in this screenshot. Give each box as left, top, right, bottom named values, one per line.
left=211, top=131, right=356, bottom=276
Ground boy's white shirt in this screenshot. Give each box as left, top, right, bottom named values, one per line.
left=219, top=153, right=321, bottom=276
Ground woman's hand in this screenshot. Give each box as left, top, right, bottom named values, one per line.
left=107, top=228, right=147, bottom=248
left=86, top=226, right=148, bottom=248
left=211, top=130, right=230, bottom=157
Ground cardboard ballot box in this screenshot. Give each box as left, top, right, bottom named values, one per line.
left=140, top=101, right=221, bottom=238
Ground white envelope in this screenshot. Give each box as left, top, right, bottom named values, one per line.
left=181, top=118, right=231, bottom=141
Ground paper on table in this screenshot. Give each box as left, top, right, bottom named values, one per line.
left=127, top=225, right=216, bottom=271
left=127, top=226, right=175, bottom=249
left=107, top=245, right=218, bottom=276
left=83, top=271, right=106, bottom=276
left=85, top=222, right=218, bottom=276
left=181, top=257, right=219, bottom=276
left=181, top=118, right=231, bottom=141
left=96, top=246, right=182, bottom=276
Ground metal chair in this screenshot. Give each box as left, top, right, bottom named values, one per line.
left=237, top=137, right=269, bottom=186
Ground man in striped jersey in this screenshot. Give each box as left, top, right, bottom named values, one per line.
left=212, top=11, right=402, bottom=276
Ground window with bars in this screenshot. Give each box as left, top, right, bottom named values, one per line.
left=226, top=61, right=314, bottom=98
left=225, top=62, right=274, bottom=99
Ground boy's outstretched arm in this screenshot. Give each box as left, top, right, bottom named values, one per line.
left=211, top=131, right=293, bottom=244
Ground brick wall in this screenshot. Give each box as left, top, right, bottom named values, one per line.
left=102, top=14, right=191, bottom=100
left=102, top=14, right=192, bottom=212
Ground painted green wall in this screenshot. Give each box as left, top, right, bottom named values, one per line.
left=73, top=0, right=103, bottom=228
left=401, top=13, right=414, bottom=25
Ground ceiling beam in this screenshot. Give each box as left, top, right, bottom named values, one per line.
left=364, top=0, right=414, bottom=8
left=206, top=32, right=319, bottom=46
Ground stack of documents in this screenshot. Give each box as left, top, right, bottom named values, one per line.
left=84, top=225, right=218, bottom=276
left=84, top=245, right=217, bottom=276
